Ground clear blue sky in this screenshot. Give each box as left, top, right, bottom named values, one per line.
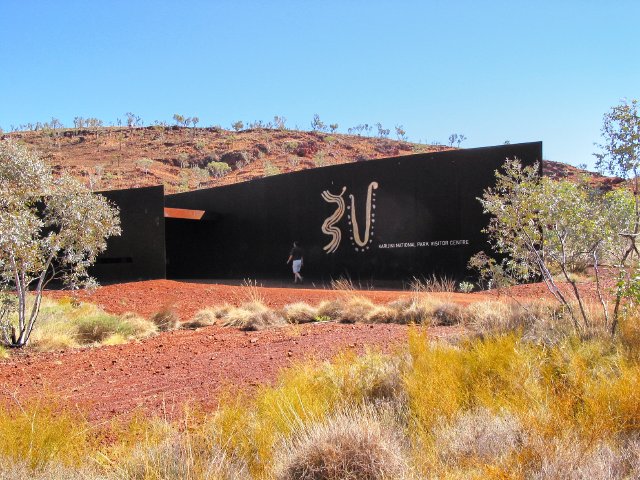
left=1, top=1, right=638, bottom=169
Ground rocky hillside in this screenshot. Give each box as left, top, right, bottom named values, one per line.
left=2, top=126, right=621, bottom=193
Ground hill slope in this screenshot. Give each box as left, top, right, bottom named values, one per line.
left=2, top=127, right=621, bottom=193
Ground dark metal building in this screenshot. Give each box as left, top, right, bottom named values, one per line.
left=94, top=142, right=542, bottom=284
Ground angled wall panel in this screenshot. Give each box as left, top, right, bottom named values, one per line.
left=164, top=142, right=542, bottom=282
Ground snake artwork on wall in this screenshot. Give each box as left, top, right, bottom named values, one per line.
left=321, top=181, right=378, bottom=253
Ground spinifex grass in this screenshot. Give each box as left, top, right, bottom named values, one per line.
left=1, top=328, right=640, bottom=478
left=14, top=297, right=157, bottom=351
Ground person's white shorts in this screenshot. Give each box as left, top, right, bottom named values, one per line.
left=292, top=259, right=302, bottom=273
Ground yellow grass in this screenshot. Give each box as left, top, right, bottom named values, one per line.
left=26, top=298, right=157, bottom=351
left=1, top=315, right=640, bottom=478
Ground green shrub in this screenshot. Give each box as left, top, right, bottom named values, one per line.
left=206, top=161, right=231, bottom=178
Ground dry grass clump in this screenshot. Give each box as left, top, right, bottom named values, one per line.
left=465, top=300, right=578, bottom=343
left=366, top=305, right=398, bottom=324
left=150, top=306, right=180, bottom=332
left=118, top=433, right=247, bottom=480
left=316, top=299, right=346, bottom=321
left=119, top=312, right=158, bottom=338
left=465, top=300, right=521, bottom=332
left=274, top=407, right=409, bottom=480
left=329, top=276, right=356, bottom=291
left=329, top=297, right=398, bottom=324
left=409, top=274, right=456, bottom=293
left=0, top=458, right=109, bottom=479
left=337, top=297, right=378, bottom=323
left=386, top=298, right=432, bottom=324
left=317, top=351, right=405, bottom=405
left=433, top=407, right=525, bottom=465
left=75, top=313, right=140, bottom=343
left=431, top=302, right=465, bottom=326
left=221, top=301, right=286, bottom=331
left=386, top=296, right=465, bottom=326
left=181, top=308, right=220, bottom=329
left=283, top=303, right=319, bottom=324
left=26, top=298, right=157, bottom=350
left=235, top=278, right=266, bottom=304
left=529, top=436, right=640, bottom=480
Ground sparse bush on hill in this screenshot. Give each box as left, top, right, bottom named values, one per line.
left=206, top=161, right=231, bottom=178
left=135, top=157, right=153, bottom=175
left=190, top=166, right=210, bottom=188
left=310, top=114, right=326, bottom=132
left=263, top=160, right=281, bottom=177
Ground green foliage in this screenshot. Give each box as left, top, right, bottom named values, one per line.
left=375, top=122, right=390, bottom=138
left=594, top=99, right=640, bottom=333
left=206, top=161, right=231, bottom=178
left=284, top=141, right=299, bottom=152
left=263, top=160, right=281, bottom=177
left=0, top=140, right=121, bottom=347
left=594, top=98, right=639, bottom=179
left=231, top=120, right=244, bottom=132
left=448, top=133, right=467, bottom=147
left=135, top=157, right=153, bottom=175
left=312, top=151, right=327, bottom=167
left=27, top=297, right=156, bottom=350
left=189, top=166, right=210, bottom=188
left=471, top=158, right=637, bottom=333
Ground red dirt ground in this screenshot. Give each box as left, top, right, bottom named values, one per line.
left=0, top=321, right=462, bottom=422
left=1, top=281, right=474, bottom=421
left=0, top=278, right=606, bottom=421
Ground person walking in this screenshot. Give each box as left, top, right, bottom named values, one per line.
left=286, top=241, right=304, bottom=284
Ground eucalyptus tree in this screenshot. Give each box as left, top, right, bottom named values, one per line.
left=594, top=99, right=640, bottom=331
left=0, top=140, right=121, bottom=347
left=471, top=159, right=636, bottom=334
